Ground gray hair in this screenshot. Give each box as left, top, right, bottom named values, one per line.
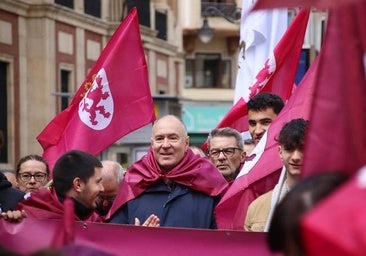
left=101, top=160, right=125, bottom=184
left=207, top=127, right=244, bottom=150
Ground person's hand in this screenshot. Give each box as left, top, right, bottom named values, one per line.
left=1, top=210, right=27, bottom=222
left=134, top=214, right=160, bottom=227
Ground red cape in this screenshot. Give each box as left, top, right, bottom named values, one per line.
left=108, top=148, right=228, bottom=218
left=18, top=188, right=100, bottom=222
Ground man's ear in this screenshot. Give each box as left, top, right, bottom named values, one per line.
left=185, top=136, right=190, bottom=152
left=240, top=150, right=246, bottom=163
left=278, top=145, right=283, bottom=160
left=72, top=177, right=83, bottom=192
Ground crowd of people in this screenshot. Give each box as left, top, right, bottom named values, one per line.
left=0, top=92, right=348, bottom=255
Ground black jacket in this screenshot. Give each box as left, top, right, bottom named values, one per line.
left=0, top=172, right=25, bottom=212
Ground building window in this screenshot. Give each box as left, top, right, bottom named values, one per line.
left=185, top=53, right=232, bottom=89
left=0, top=62, right=8, bottom=163
left=132, top=148, right=149, bottom=163
left=155, top=11, right=167, bottom=41
left=55, top=0, right=74, bottom=9
left=116, top=152, right=128, bottom=169
left=201, top=1, right=238, bottom=18
left=84, top=0, right=101, bottom=18
left=60, top=70, right=71, bottom=110
left=124, top=0, right=150, bottom=27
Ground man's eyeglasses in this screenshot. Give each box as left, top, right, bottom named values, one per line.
left=208, top=147, right=242, bottom=158
left=18, top=172, right=48, bottom=183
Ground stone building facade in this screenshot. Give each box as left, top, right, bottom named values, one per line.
left=0, top=0, right=184, bottom=169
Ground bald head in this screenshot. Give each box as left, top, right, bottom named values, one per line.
left=96, top=160, right=124, bottom=215
left=151, top=115, right=189, bottom=172
left=101, top=160, right=124, bottom=184
left=152, top=115, right=187, bottom=137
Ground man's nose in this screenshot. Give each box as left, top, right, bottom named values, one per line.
left=29, top=176, right=36, bottom=183
left=254, top=124, right=264, bottom=134
left=217, top=151, right=227, bottom=159
left=161, top=138, right=171, bottom=147
left=291, top=149, right=303, bottom=161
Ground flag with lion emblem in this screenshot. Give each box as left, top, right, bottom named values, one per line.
left=37, top=8, right=155, bottom=169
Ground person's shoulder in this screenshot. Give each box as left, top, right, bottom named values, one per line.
left=0, top=187, right=25, bottom=212
left=245, top=190, right=274, bottom=231
left=249, top=190, right=274, bottom=208
left=9, top=187, right=25, bottom=197
left=0, top=186, right=25, bottom=198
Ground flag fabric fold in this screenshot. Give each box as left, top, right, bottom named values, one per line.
left=301, top=1, right=366, bottom=178
left=51, top=197, right=75, bottom=247
left=215, top=52, right=318, bottom=230
left=299, top=2, right=366, bottom=252
left=302, top=166, right=366, bottom=256
left=37, top=8, right=156, bottom=169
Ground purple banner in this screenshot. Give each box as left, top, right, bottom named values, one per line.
left=0, top=219, right=277, bottom=255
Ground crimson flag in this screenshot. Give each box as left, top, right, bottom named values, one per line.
left=299, top=2, right=366, bottom=254
left=37, top=8, right=156, bottom=169
left=253, top=0, right=364, bottom=9
left=215, top=55, right=318, bottom=229
left=302, top=167, right=366, bottom=256
left=51, top=198, right=75, bottom=247
left=202, top=9, right=309, bottom=151
left=301, top=1, right=366, bottom=178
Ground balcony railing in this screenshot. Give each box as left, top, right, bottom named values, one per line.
left=201, top=2, right=241, bottom=23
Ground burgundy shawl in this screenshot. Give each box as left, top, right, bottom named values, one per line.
left=18, top=188, right=100, bottom=222
left=108, top=148, right=228, bottom=218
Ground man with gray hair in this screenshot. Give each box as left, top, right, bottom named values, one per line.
left=207, top=127, right=246, bottom=183
left=96, top=160, right=125, bottom=217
